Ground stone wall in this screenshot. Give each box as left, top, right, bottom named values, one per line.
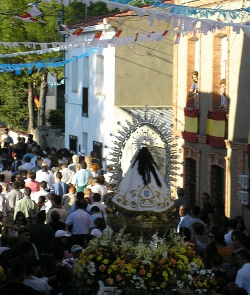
left=6, top=126, right=65, bottom=150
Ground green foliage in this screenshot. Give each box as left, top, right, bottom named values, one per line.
left=0, top=73, right=28, bottom=130
left=46, top=109, right=65, bottom=132
left=65, top=2, right=112, bottom=23
left=0, top=0, right=149, bottom=130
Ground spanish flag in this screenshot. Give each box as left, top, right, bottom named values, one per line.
left=182, top=108, right=198, bottom=142
left=206, top=110, right=226, bottom=148
left=34, top=95, right=39, bottom=108
left=247, top=130, right=250, bottom=155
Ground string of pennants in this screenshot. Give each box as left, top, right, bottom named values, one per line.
left=40, top=0, right=250, bottom=21
left=3, top=0, right=250, bottom=73
left=0, top=47, right=98, bottom=74
left=0, top=27, right=172, bottom=60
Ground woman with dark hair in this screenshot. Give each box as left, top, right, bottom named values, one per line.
left=90, top=217, right=106, bottom=238
left=235, top=216, right=249, bottom=236
left=192, top=222, right=209, bottom=260
left=49, top=155, right=60, bottom=172
left=207, top=202, right=228, bottom=234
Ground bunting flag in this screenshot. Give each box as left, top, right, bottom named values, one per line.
left=108, top=29, right=122, bottom=46
left=14, top=7, right=42, bottom=22
left=61, top=24, right=72, bottom=35
left=174, top=32, right=181, bottom=45
left=61, top=25, right=84, bottom=36
left=34, top=95, right=39, bottom=108
left=133, top=32, right=139, bottom=49
left=182, top=108, right=198, bottom=142
left=72, top=27, right=84, bottom=36
left=247, top=130, right=250, bottom=155
left=156, top=29, right=169, bottom=41
left=206, top=110, right=226, bottom=148
left=90, top=31, right=103, bottom=46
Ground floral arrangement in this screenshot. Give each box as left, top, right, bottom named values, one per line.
left=72, top=229, right=217, bottom=295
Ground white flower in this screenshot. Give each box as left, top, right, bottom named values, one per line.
left=199, top=269, right=206, bottom=275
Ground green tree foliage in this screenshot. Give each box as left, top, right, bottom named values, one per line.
left=0, top=1, right=63, bottom=130
left=0, top=73, right=29, bottom=130
left=46, top=109, right=65, bottom=132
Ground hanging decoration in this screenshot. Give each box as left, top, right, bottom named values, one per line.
left=14, top=6, right=42, bottom=22
left=0, top=47, right=97, bottom=73
left=1, top=1, right=250, bottom=72
left=206, top=110, right=226, bottom=148
left=40, top=0, right=250, bottom=22
left=61, top=24, right=85, bottom=36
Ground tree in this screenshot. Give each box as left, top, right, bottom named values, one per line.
left=0, top=0, right=113, bottom=131
left=0, top=0, right=63, bottom=130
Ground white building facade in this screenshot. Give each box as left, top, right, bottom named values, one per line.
left=64, top=24, right=117, bottom=166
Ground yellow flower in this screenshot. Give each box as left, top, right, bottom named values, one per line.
left=103, top=259, right=109, bottom=265
left=160, top=282, right=167, bottom=288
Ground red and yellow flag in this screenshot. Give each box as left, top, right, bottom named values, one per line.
left=34, top=95, right=39, bottom=108
left=182, top=108, right=198, bottom=142
left=206, top=110, right=226, bottom=148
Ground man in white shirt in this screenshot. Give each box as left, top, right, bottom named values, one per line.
left=235, top=249, right=250, bottom=294
left=185, top=205, right=207, bottom=238
left=59, top=163, right=75, bottom=184
left=65, top=200, right=94, bottom=247
left=31, top=181, right=50, bottom=203
left=36, top=164, right=55, bottom=190
left=224, top=218, right=237, bottom=247
left=90, top=177, right=107, bottom=200
left=87, top=193, right=106, bottom=215
left=0, top=185, right=11, bottom=228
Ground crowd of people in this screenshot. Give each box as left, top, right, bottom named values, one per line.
left=0, top=129, right=249, bottom=294
left=174, top=188, right=250, bottom=294
left=0, top=130, right=112, bottom=294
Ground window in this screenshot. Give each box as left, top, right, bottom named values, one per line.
left=71, top=59, right=78, bottom=92
left=82, top=87, right=89, bottom=117
left=83, top=57, right=89, bottom=87
left=96, top=55, right=104, bottom=95
left=212, top=35, right=228, bottom=110
left=186, top=38, right=200, bottom=108
left=210, top=165, right=224, bottom=204
left=69, top=135, right=78, bottom=154
left=47, top=85, right=55, bottom=96
left=184, top=158, right=196, bottom=205
left=93, top=141, right=103, bottom=162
